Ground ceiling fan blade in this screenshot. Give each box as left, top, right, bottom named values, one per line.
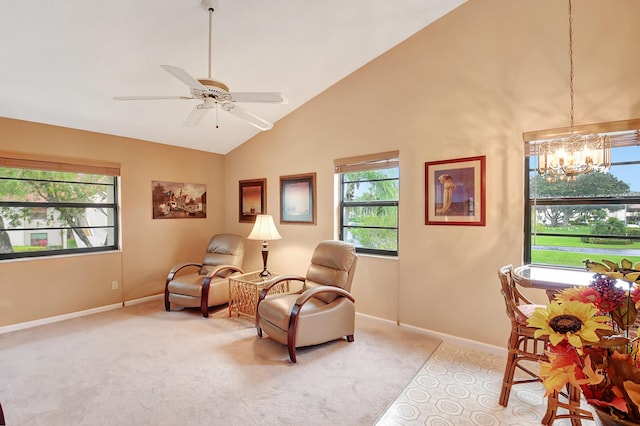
left=183, top=102, right=213, bottom=127
left=113, top=96, right=194, bottom=101
left=225, top=105, right=273, bottom=131
left=161, top=65, right=207, bottom=90
left=227, top=92, right=288, bottom=104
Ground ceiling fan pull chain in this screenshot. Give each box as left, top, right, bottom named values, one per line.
left=215, top=103, right=219, bottom=128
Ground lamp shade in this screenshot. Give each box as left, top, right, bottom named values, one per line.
left=247, top=215, right=282, bottom=241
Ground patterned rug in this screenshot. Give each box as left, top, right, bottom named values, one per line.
left=376, top=342, right=596, bottom=426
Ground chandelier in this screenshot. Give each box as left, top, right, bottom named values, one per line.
left=537, top=0, right=611, bottom=182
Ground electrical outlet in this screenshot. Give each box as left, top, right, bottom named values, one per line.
left=111, top=281, right=118, bottom=290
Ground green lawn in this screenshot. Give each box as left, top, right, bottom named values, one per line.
left=531, top=225, right=640, bottom=267
left=531, top=234, right=640, bottom=249
left=531, top=250, right=640, bottom=268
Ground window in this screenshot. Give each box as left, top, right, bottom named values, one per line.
left=335, top=151, right=399, bottom=256
left=0, top=153, right=120, bottom=260
left=524, top=124, right=640, bottom=268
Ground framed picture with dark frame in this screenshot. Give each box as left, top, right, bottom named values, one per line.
left=425, top=155, right=486, bottom=226
left=239, top=178, right=266, bottom=223
left=280, top=172, right=316, bottom=225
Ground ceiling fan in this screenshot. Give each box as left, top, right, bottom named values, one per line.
left=113, top=0, right=287, bottom=131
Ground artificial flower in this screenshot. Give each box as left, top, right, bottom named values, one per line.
left=589, top=275, right=626, bottom=312
left=632, top=286, right=640, bottom=309
left=554, top=286, right=587, bottom=303
left=530, top=268, right=640, bottom=423
left=527, top=300, right=612, bottom=347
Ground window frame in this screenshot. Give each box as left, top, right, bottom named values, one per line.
left=524, top=158, right=640, bottom=265
left=523, top=120, right=640, bottom=267
left=335, top=151, right=399, bottom=257
left=0, top=152, right=120, bottom=260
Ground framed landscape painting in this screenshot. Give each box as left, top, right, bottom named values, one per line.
left=152, top=180, right=206, bottom=219
left=239, top=178, right=266, bottom=223
left=280, top=173, right=316, bottom=225
left=425, top=156, right=486, bottom=226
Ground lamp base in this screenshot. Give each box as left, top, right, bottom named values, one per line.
left=259, top=268, right=271, bottom=278
left=260, top=241, right=271, bottom=277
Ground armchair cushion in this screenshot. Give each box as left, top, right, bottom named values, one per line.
left=199, top=233, right=245, bottom=275
left=305, top=241, right=357, bottom=304
left=167, top=274, right=206, bottom=298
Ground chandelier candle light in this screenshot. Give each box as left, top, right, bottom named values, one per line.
left=247, top=214, right=281, bottom=277
left=537, top=0, right=611, bottom=182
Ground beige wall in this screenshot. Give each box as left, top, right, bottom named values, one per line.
left=2, top=0, right=640, bottom=348
left=224, top=0, right=640, bottom=347
left=0, top=118, right=226, bottom=326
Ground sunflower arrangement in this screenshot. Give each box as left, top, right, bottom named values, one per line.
left=528, top=258, right=640, bottom=422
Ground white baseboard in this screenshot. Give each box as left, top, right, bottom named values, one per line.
left=124, top=293, right=163, bottom=306
left=0, top=294, right=164, bottom=335
left=0, top=302, right=123, bottom=334
left=356, top=312, right=507, bottom=357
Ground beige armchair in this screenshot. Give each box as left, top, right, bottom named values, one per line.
left=255, top=240, right=358, bottom=363
left=165, top=233, right=245, bottom=318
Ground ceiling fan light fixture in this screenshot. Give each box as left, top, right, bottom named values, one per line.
left=197, top=79, right=229, bottom=93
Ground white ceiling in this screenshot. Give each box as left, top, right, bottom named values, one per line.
left=0, top=0, right=465, bottom=154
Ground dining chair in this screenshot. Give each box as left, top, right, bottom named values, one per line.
left=500, top=265, right=593, bottom=425
left=498, top=264, right=549, bottom=407
left=542, top=384, right=593, bottom=425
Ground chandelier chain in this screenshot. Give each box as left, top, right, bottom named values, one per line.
left=568, top=0, right=575, bottom=131
left=534, top=0, right=612, bottom=181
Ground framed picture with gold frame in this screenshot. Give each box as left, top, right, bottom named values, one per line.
left=280, top=173, right=316, bottom=225
left=239, top=178, right=266, bottom=223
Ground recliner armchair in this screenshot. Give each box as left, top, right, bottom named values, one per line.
left=255, top=240, right=358, bottom=363
left=165, top=233, right=245, bottom=318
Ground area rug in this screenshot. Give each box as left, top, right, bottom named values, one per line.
left=0, top=300, right=441, bottom=425
left=375, top=342, right=596, bottom=426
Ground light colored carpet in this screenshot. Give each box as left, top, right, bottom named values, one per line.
left=0, top=300, right=441, bottom=426
left=376, top=342, right=596, bottom=426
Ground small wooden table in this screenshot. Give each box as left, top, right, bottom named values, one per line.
left=228, top=271, right=290, bottom=320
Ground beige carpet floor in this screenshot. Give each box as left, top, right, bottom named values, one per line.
left=0, top=300, right=441, bottom=426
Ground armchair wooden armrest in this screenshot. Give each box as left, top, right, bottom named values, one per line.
left=294, top=286, right=355, bottom=306
left=165, top=263, right=203, bottom=312
left=203, top=265, right=244, bottom=279
left=285, top=286, right=355, bottom=363
left=166, top=262, right=203, bottom=282
left=258, top=275, right=305, bottom=302
left=200, top=265, right=244, bottom=317
left=255, top=275, right=305, bottom=330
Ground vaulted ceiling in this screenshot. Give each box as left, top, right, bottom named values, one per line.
left=0, top=0, right=466, bottom=154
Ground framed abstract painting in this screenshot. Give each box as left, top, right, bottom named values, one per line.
left=280, top=172, right=316, bottom=225
left=239, top=178, right=266, bottom=223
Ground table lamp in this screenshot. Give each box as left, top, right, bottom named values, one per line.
left=247, top=214, right=282, bottom=277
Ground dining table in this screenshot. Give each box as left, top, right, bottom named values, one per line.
left=512, top=264, right=596, bottom=291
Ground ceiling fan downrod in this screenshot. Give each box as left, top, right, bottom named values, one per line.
left=201, top=0, right=218, bottom=80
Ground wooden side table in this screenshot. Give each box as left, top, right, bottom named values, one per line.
left=228, top=271, right=290, bottom=320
